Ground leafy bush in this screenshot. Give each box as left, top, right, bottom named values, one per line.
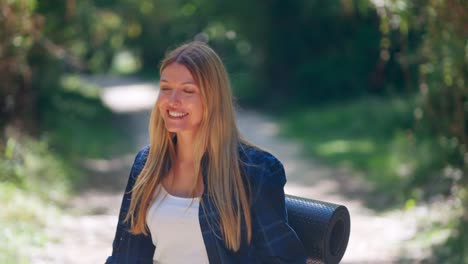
left=279, top=96, right=460, bottom=206
left=376, top=1, right=467, bottom=261
left=0, top=136, right=67, bottom=263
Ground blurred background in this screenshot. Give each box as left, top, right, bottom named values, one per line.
left=1, top=0, right=466, bottom=263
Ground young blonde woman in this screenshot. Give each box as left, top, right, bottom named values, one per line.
left=106, top=41, right=306, bottom=263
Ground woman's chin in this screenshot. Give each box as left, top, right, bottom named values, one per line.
left=165, top=126, right=193, bottom=134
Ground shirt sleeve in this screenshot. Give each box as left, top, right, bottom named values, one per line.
left=106, top=146, right=154, bottom=264
left=107, top=153, right=138, bottom=263
left=250, top=155, right=307, bottom=264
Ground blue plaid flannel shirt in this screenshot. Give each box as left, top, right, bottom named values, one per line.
left=106, top=144, right=306, bottom=264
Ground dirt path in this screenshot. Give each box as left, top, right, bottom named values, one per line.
left=31, top=77, right=423, bottom=263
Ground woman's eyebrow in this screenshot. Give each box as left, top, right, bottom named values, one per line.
left=160, top=79, right=196, bottom=85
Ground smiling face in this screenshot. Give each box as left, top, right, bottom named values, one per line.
left=157, top=63, right=204, bottom=136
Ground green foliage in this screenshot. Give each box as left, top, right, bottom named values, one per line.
left=0, top=74, right=130, bottom=260
left=0, top=182, right=62, bottom=264
left=0, top=0, right=41, bottom=129
left=35, top=0, right=131, bottom=73
left=38, top=74, right=132, bottom=159
left=377, top=0, right=467, bottom=261
left=1, top=0, right=466, bottom=261
left=0, top=137, right=71, bottom=201
left=0, top=137, right=66, bottom=263
left=207, top=0, right=388, bottom=105
left=430, top=184, right=468, bottom=264
left=266, top=1, right=384, bottom=104
left=278, top=96, right=457, bottom=203
left=279, top=96, right=467, bottom=262
left=2, top=0, right=401, bottom=126
left=31, top=0, right=388, bottom=106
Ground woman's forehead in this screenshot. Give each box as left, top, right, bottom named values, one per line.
left=160, top=63, right=196, bottom=84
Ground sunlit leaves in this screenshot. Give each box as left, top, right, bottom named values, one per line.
left=376, top=0, right=468, bottom=261
left=127, top=22, right=141, bottom=38
left=139, top=0, right=154, bottom=14
left=111, top=50, right=141, bottom=74
left=181, top=3, right=197, bottom=16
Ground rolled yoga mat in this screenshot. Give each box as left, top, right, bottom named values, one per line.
left=285, top=195, right=350, bottom=264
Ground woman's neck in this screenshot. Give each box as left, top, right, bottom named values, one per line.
left=162, top=132, right=203, bottom=197
left=175, top=132, right=196, bottom=164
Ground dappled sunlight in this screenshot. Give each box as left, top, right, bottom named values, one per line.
left=61, top=75, right=101, bottom=99
left=285, top=181, right=344, bottom=202
left=236, top=110, right=423, bottom=263
left=30, top=77, right=158, bottom=263
left=255, top=121, right=280, bottom=137
left=2, top=0, right=465, bottom=262
left=236, top=109, right=307, bottom=168
left=31, top=215, right=117, bottom=263
left=101, top=83, right=158, bottom=113
left=79, top=75, right=159, bottom=113
left=81, top=154, right=134, bottom=173
left=316, top=139, right=375, bottom=156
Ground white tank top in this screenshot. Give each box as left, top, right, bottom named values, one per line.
left=146, top=185, right=209, bottom=264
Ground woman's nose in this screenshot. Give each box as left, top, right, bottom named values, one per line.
left=168, top=90, right=181, bottom=106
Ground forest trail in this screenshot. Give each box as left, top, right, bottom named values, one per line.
left=31, top=76, right=422, bottom=264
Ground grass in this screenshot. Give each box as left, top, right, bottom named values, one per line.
left=277, top=96, right=455, bottom=209
left=276, top=95, right=467, bottom=262
left=40, top=74, right=133, bottom=160
left=1, top=74, right=134, bottom=262
left=0, top=138, right=66, bottom=264
left=0, top=183, right=62, bottom=264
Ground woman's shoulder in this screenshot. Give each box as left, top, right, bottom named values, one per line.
left=238, top=143, right=277, bottom=164
left=132, top=144, right=150, bottom=171
left=238, top=142, right=286, bottom=187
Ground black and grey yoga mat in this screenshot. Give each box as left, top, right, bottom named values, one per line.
left=285, top=195, right=350, bottom=264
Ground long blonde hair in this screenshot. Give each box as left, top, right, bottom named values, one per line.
left=125, top=41, right=252, bottom=251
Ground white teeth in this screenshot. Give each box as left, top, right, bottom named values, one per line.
left=168, top=111, right=188, bottom=117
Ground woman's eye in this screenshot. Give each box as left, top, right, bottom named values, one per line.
left=161, top=87, right=171, bottom=92
left=184, top=89, right=195, bottom=94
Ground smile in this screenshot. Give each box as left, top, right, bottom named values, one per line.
left=168, top=110, right=188, bottom=117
